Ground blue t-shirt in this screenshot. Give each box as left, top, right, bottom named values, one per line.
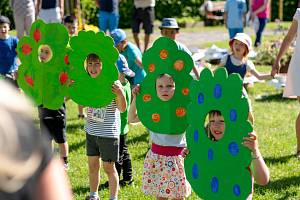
left=122, top=42, right=146, bottom=85
left=99, top=0, right=119, bottom=13
left=0, top=36, right=18, bottom=74
left=225, top=0, right=247, bottom=28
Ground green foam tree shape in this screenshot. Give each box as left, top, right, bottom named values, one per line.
left=136, top=37, right=193, bottom=134
left=185, top=67, right=253, bottom=200
left=17, top=20, right=69, bottom=109
left=67, top=30, right=118, bottom=108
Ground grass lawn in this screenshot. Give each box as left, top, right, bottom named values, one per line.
left=12, top=21, right=298, bottom=199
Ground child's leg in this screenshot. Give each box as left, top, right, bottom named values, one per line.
left=115, top=135, right=124, bottom=179
left=88, top=156, right=101, bottom=193
left=121, top=135, right=133, bottom=182
left=103, top=161, right=119, bottom=199
left=296, top=97, right=300, bottom=157
left=59, top=142, right=69, bottom=164
left=78, top=105, right=85, bottom=118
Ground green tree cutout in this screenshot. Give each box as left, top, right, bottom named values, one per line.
left=185, top=68, right=253, bottom=200
left=136, top=37, right=193, bottom=134
left=67, top=30, right=118, bottom=108
left=17, top=20, right=69, bottom=109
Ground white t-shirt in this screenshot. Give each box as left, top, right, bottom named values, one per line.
left=150, top=131, right=186, bottom=147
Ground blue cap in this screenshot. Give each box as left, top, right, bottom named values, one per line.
left=117, top=54, right=135, bottom=77
left=159, top=18, right=179, bottom=29
left=111, top=29, right=126, bottom=46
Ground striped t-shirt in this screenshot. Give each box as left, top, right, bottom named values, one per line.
left=84, top=100, right=120, bottom=138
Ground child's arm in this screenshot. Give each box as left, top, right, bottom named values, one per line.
left=135, top=57, right=143, bottom=69
left=112, top=81, right=127, bottom=113
left=272, top=19, right=297, bottom=76
left=128, top=85, right=140, bottom=123
left=243, top=132, right=270, bottom=186
left=250, top=68, right=273, bottom=80
left=223, top=12, right=228, bottom=29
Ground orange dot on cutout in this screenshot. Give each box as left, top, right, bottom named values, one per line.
left=143, top=94, right=152, bottom=102
left=174, top=60, right=184, bottom=71
left=160, top=49, right=168, bottom=59
left=152, top=113, right=161, bottom=123
left=148, top=64, right=155, bottom=73
left=176, top=108, right=186, bottom=117
left=182, top=88, right=189, bottom=96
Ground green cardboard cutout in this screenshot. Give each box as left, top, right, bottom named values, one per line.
left=136, top=37, right=193, bottom=134
left=17, top=20, right=69, bottom=109
left=67, top=30, right=118, bottom=108
left=185, top=68, right=253, bottom=200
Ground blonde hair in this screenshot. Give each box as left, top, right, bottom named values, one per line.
left=0, top=81, right=42, bottom=193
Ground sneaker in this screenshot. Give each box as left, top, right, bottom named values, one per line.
left=63, top=163, right=69, bottom=171
left=78, top=114, right=86, bottom=119
left=85, top=196, right=99, bottom=200
left=119, top=179, right=134, bottom=187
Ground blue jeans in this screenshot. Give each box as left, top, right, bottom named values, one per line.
left=98, top=11, right=119, bottom=33
left=228, top=28, right=244, bottom=39
left=255, top=18, right=268, bottom=47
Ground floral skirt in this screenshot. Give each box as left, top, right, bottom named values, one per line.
left=142, top=149, right=191, bottom=199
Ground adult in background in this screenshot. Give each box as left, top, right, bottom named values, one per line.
left=132, top=0, right=155, bottom=52
left=95, top=0, right=119, bottom=34
left=249, top=0, right=270, bottom=47
left=10, top=0, right=35, bottom=39
left=36, top=0, right=64, bottom=23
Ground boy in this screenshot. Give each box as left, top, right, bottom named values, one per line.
left=37, top=44, right=69, bottom=170
left=0, top=16, right=19, bottom=87
left=84, top=53, right=126, bottom=200
left=63, top=15, right=85, bottom=118
left=111, top=29, right=146, bottom=86
left=224, top=0, right=247, bottom=39
left=159, top=18, right=199, bottom=79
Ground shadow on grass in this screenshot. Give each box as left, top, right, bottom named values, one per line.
left=73, top=185, right=89, bottom=195
left=67, top=122, right=84, bottom=133
left=254, top=93, right=296, bottom=102
left=69, top=139, right=85, bottom=152
left=127, top=130, right=149, bottom=144
left=264, top=154, right=294, bottom=165
left=255, top=175, right=300, bottom=196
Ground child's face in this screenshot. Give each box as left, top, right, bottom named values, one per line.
left=65, top=22, right=78, bottom=36
left=232, top=40, right=248, bottom=57
left=209, top=114, right=225, bottom=141
left=161, top=28, right=178, bottom=40
left=0, top=23, right=10, bottom=39
left=38, top=45, right=53, bottom=63
left=86, top=58, right=102, bottom=78
left=156, top=74, right=175, bottom=101
left=116, top=40, right=126, bottom=52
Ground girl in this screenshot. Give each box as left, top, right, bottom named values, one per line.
left=129, top=74, right=191, bottom=200
left=206, top=110, right=270, bottom=199
left=271, top=8, right=300, bottom=159
left=219, top=32, right=273, bottom=123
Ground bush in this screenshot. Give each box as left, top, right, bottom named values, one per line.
left=0, top=0, right=14, bottom=29
left=271, top=0, right=298, bottom=21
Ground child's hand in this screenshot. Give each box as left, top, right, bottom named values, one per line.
left=271, top=61, right=280, bottom=77
left=132, top=84, right=140, bottom=97
left=242, top=131, right=259, bottom=153
left=182, top=148, right=190, bottom=158
left=112, top=80, right=123, bottom=95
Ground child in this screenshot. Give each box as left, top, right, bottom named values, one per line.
left=37, top=44, right=69, bottom=170
left=206, top=110, right=269, bottom=199
left=219, top=32, right=273, bottom=123
left=111, top=29, right=146, bottom=86
left=129, top=74, right=191, bottom=200
left=84, top=53, right=126, bottom=200
left=271, top=8, right=300, bottom=159
left=63, top=15, right=85, bottom=119
left=159, top=18, right=199, bottom=79
left=224, top=0, right=247, bottom=39
left=0, top=15, right=19, bottom=87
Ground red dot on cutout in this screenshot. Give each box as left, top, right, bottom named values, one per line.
left=160, top=49, right=168, bottom=59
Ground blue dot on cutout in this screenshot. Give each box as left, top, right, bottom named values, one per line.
left=233, top=184, right=241, bottom=196
left=198, top=93, right=204, bottom=104
left=194, top=130, right=199, bottom=142
left=228, top=142, right=239, bottom=156
left=230, top=109, right=237, bottom=122
left=208, top=149, right=213, bottom=160
left=214, top=84, right=222, bottom=99
left=211, top=177, right=219, bottom=193
left=192, top=164, right=198, bottom=179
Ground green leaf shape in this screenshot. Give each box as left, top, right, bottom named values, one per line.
left=68, top=30, right=118, bottom=108
left=17, top=20, right=69, bottom=109
left=185, top=67, right=253, bottom=200
left=136, top=37, right=193, bottom=134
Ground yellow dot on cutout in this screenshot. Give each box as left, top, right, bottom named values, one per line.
left=174, top=60, right=184, bottom=71
left=176, top=107, right=186, bottom=117
left=160, top=49, right=168, bottom=59
left=148, top=64, right=155, bottom=73
left=182, top=88, right=189, bottom=96
left=143, top=94, right=152, bottom=102
left=152, top=113, right=161, bottom=123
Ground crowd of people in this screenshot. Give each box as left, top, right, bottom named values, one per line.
left=1, top=0, right=299, bottom=199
